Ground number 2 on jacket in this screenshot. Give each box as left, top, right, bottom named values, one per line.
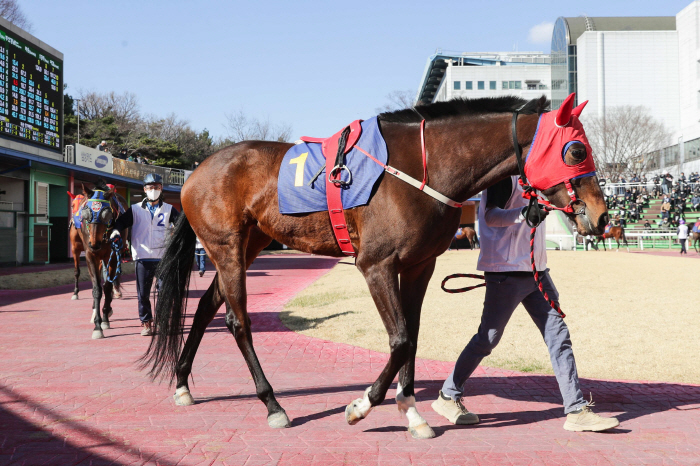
left=157, top=213, right=165, bottom=227
left=289, top=152, right=308, bottom=187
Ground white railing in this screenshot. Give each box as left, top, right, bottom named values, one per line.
left=568, top=231, right=684, bottom=251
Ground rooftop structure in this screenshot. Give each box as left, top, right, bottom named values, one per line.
left=416, top=51, right=551, bottom=105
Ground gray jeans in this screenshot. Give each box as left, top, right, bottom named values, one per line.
left=441, top=270, right=586, bottom=414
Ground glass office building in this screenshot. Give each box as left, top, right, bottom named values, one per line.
left=549, top=16, right=676, bottom=109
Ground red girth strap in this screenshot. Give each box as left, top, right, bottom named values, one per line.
left=319, top=120, right=363, bottom=257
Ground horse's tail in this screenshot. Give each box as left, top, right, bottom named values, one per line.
left=140, top=212, right=196, bottom=383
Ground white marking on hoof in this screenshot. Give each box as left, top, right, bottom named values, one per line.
left=89, top=309, right=96, bottom=323
left=71, top=294, right=78, bottom=300
left=91, top=330, right=104, bottom=340
left=173, top=386, right=195, bottom=406
left=345, top=387, right=373, bottom=425
left=396, top=382, right=434, bottom=439
left=101, top=321, right=110, bottom=330
left=113, top=291, right=122, bottom=299
left=267, top=410, right=291, bottom=428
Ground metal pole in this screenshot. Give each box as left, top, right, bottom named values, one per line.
left=75, top=99, right=80, bottom=145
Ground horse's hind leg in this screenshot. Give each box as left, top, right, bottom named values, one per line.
left=173, top=274, right=224, bottom=406
left=345, top=258, right=412, bottom=429
left=174, top=227, right=272, bottom=407
left=72, top=242, right=81, bottom=300
left=396, top=259, right=437, bottom=439
left=213, top=228, right=288, bottom=428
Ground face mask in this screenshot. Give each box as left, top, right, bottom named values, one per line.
left=146, top=189, right=161, bottom=201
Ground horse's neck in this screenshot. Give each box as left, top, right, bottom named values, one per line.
left=424, top=113, right=539, bottom=203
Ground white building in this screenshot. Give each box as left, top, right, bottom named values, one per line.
left=551, top=8, right=700, bottom=177
left=416, top=51, right=551, bottom=106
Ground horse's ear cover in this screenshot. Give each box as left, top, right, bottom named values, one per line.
left=555, top=93, right=575, bottom=127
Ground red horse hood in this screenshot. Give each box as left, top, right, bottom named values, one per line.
left=524, top=93, right=596, bottom=191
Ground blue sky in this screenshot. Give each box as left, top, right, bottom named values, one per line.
left=23, top=0, right=694, bottom=139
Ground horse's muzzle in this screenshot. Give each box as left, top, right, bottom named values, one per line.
left=88, top=241, right=103, bottom=251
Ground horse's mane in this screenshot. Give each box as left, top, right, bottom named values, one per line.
left=378, top=95, right=550, bottom=124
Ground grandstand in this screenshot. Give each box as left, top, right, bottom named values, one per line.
left=596, top=183, right=699, bottom=250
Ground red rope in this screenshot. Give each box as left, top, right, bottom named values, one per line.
left=529, top=226, right=566, bottom=318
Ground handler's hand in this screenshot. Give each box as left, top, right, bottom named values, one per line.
left=521, top=205, right=549, bottom=226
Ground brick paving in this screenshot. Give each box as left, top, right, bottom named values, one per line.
left=1, top=254, right=699, bottom=466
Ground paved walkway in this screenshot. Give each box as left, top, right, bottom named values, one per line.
left=1, top=254, right=699, bottom=466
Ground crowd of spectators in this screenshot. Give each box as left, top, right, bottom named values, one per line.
left=601, top=171, right=700, bottom=229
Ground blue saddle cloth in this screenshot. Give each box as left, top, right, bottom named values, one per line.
left=278, top=116, right=388, bottom=214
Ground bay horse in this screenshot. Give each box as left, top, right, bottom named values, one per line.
left=452, top=226, right=479, bottom=249
left=144, top=95, right=608, bottom=438
left=68, top=190, right=126, bottom=302
left=68, top=188, right=128, bottom=301
left=692, top=231, right=700, bottom=253
left=596, top=226, right=630, bottom=251
left=73, top=180, right=125, bottom=339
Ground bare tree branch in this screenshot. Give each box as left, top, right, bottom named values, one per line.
left=582, top=106, right=671, bottom=180
left=223, top=110, right=292, bottom=143
left=0, top=0, right=31, bottom=31
left=375, top=89, right=416, bottom=114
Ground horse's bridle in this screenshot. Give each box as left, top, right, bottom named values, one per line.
left=511, top=109, right=587, bottom=226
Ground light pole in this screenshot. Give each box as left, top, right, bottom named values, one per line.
left=74, top=98, right=81, bottom=145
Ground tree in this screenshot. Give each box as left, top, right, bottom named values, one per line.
left=375, top=89, right=416, bottom=114
left=223, top=110, right=292, bottom=143
left=0, top=0, right=31, bottom=31
left=582, top=106, right=671, bottom=180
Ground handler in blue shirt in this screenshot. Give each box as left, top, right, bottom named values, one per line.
left=111, top=174, right=179, bottom=336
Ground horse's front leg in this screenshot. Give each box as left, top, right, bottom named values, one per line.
left=396, top=258, right=437, bottom=439
left=86, top=254, right=104, bottom=339
left=101, top=260, right=115, bottom=330
left=345, top=257, right=412, bottom=429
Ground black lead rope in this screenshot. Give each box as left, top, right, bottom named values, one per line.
left=441, top=273, right=486, bottom=293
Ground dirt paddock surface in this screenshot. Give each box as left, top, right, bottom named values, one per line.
left=282, top=249, right=700, bottom=385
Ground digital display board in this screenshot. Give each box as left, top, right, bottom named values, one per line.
left=0, top=25, right=62, bottom=151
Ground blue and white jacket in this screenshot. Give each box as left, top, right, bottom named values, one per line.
left=114, top=199, right=179, bottom=261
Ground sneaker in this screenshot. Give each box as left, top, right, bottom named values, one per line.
left=564, top=405, right=619, bottom=432
left=199, top=271, right=204, bottom=277
left=140, top=321, right=153, bottom=336
left=431, top=390, right=479, bottom=425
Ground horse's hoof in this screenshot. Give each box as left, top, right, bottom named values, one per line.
left=267, top=410, right=291, bottom=429
left=408, top=423, right=436, bottom=440
left=173, top=387, right=195, bottom=406
left=71, top=294, right=78, bottom=300
left=113, top=292, right=122, bottom=299
left=101, top=321, right=110, bottom=330
left=92, top=330, right=104, bottom=340
left=345, top=398, right=369, bottom=425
